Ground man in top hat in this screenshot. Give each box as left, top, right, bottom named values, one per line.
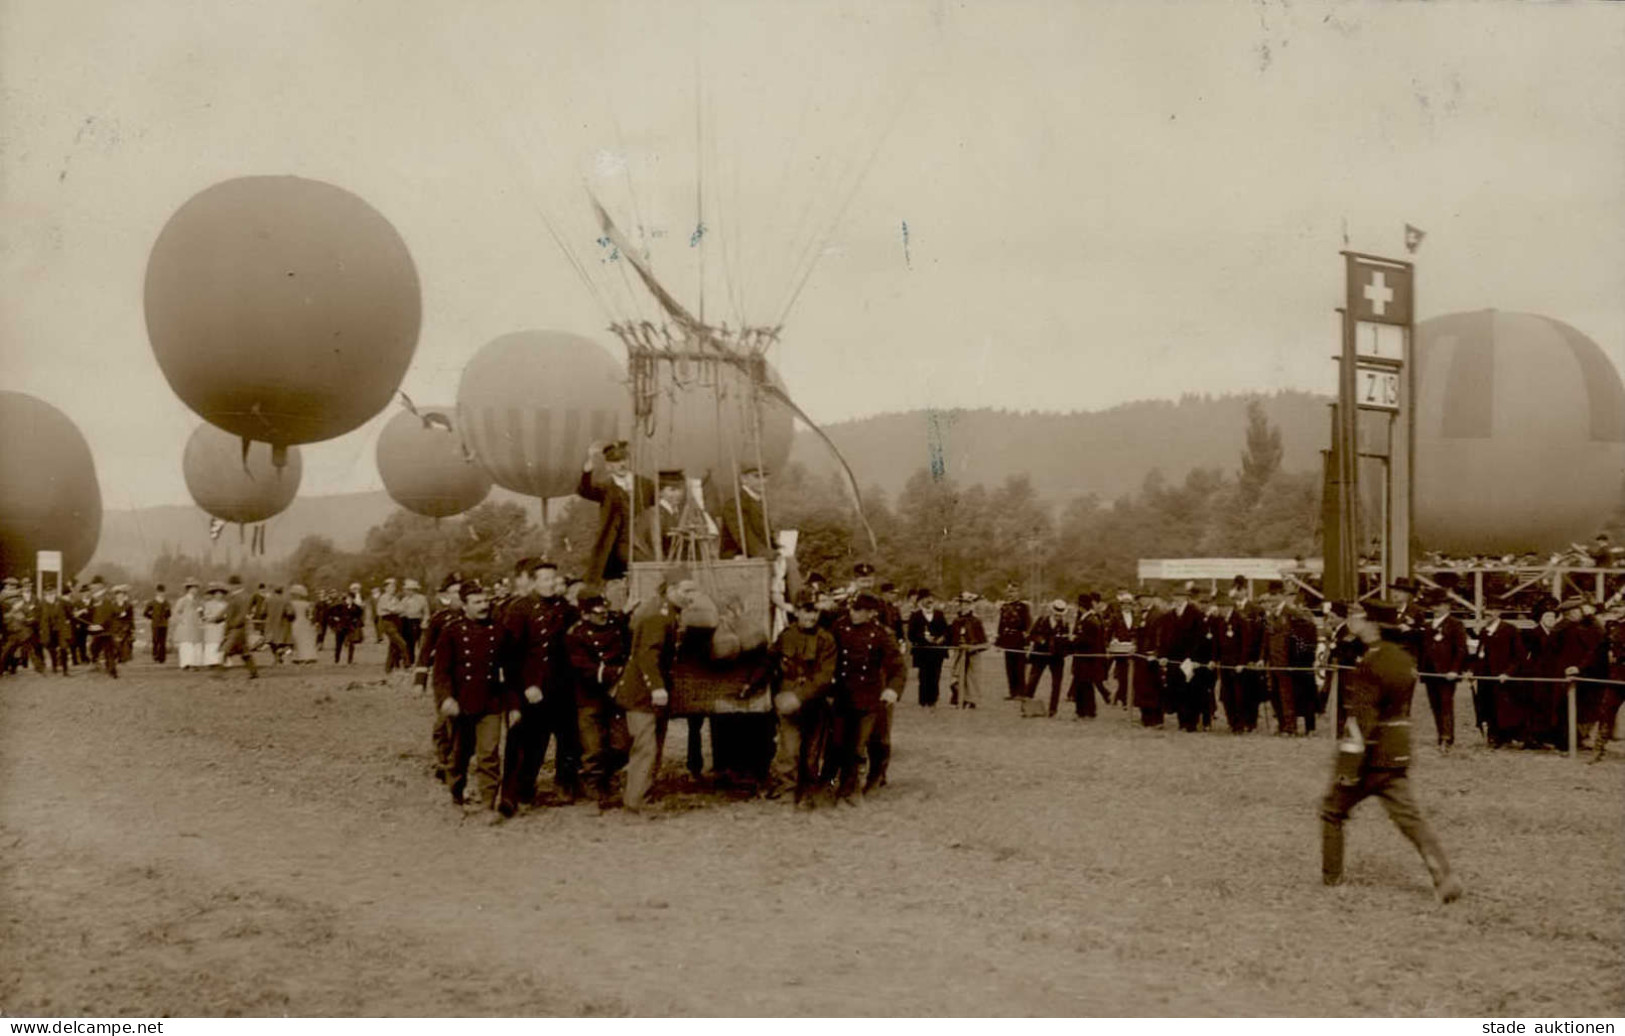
left=639, top=470, right=690, bottom=561
left=578, top=440, right=656, bottom=584
left=1416, top=589, right=1468, bottom=752
left=1470, top=601, right=1524, bottom=748
left=1320, top=600, right=1462, bottom=903
left=907, top=589, right=950, bottom=708
left=1218, top=582, right=1264, bottom=733
left=1388, top=576, right=1424, bottom=657
left=1067, top=592, right=1109, bottom=719
left=995, top=583, right=1031, bottom=700
left=1157, top=583, right=1210, bottom=732
left=719, top=464, right=774, bottom=560
left=1025, top=598, right=1072, bottom=716
left=1263, top=588, right=1319, bottom=736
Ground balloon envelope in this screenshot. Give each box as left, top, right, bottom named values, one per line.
left=144, top=175, right=421, bottom=448
left=0, top=392, right=101, bottom=578
left=183, top=423, right=303, bottom=525
left=376, top=406, right=493, bottom=518
left=1414, top=310, right=1625, bottom=555
left=457, top=331, right=627, bottom=500
left=637, top=356, right=795, bottom=483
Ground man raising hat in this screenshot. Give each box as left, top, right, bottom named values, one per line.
left=578, top=440, right=656, bottom=584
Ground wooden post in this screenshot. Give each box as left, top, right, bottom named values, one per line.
left=1330, top=665, right=1340, bottom=737
left=1568, top=680, right=1579, bottom=760
left=1474, top=569, right=1484, bottom=622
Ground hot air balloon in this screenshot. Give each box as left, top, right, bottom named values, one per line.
left=1414, top=310, right=1625, bottom=555
left=633, top=354, right=795, bottom=482
left=456, top=330, right=627, bottom=501
left=376, top=402, right=492, bottom=518
left=183, top=423, right=302, bottom=526
left=0, top=392, right=102, bottom=578
left=144, top=176, right=421, bottom=463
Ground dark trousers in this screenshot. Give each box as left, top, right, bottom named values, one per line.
left=222, top=627, right=258, bottom=677
left=866, top=704, right=893, bottom=788
left=381, top=618, right=409, bottom=673
left=687, top=715, right=707, bottom=775
left=1168, top=665, right=1199, bottom=731
left=501, top=692, right=581, bottom=810
left=1271, top=670, right=1297, bottom=733
left=44, top=636, right=70, bottom=675
left=1295, top=674, right=1318, bottom=736
left=1110, top=657, right=1136, bottom=705
left=1192, top=668, right=1216, bottom=729
left=1070, top=668, right=1101, bottom=718
left=401, top=619, right=421, bottom=669
left=151, top=626, right=168, bottom=664
left=449, top=712, right=503, bottom=807
left=92, top=633, right=119, bottom=677
left=1423, top=677, right=1456, bottom=746
left=576, top=694, right=626, bottom=799
left=916, top=655, right=944, bottom=706
left=431, top=711, right=454, bottom=778
left=834, top=704, right=886, bottom=799
left=772, top=698, right=832, bottom=800
left=1218, top=670, right=1245, bottom=731
left=333, top=628, right=356, bottom=664
left=1028, top=654, right=1066, bottom=714
left=1003, top=651, right=1028, bottom=698
left=70, top=628, right=88, bottom=665
left=1320, top=769, right=1452, bottom=889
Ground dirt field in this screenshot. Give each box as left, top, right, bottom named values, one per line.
left=2, top=644, right=1620, bottom=1017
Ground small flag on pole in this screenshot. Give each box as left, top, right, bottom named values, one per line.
left=1404, top=223, right=1426, bottom=254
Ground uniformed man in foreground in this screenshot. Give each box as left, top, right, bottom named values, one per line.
left=830, top=592, right=906, bottom=804
left=1320, top=600, right=1462, bottom=903
left=434, top=579, right=509, bottom=817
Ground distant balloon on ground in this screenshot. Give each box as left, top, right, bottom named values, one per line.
left=183, top=423, right=302, bottom=525
left=144, top=175, right=421, bottom=451
left=0, top=392, right=102, bottom=578
left=1414, top=310, right=1625, bottom=555
left=457, top=330, right=627, bottom=500
left=376, top=405, right=492, bottom=518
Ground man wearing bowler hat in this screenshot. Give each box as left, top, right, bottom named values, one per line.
left=1416, top=589, right=1468, bottom=752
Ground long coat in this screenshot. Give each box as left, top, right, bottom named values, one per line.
left=578, top=468, right=656, bottom=583
left=171, top=592, right=204, bottom=644
left=1069, top=612, right=1108, bottom=683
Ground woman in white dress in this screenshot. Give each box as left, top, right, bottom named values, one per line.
left=172, top=579, right=205, bottom=670
left=201, top=584, right=228, bottom=667
left=287, top=585, right=318, bottom=663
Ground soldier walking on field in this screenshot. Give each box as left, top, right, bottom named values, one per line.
left=1320, top=600, right=1462, bottom=903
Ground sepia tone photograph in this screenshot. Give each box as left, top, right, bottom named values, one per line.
left=1, top=0, right=1621, bottom=1022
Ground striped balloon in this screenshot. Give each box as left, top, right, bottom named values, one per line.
left=456, top=331, right=628, bottom=501
left=1414, top=310, right=1625, bottom=555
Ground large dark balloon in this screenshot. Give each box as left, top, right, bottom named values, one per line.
left=1414, top=310, right=1625, bottom=555
left=457, top=331, right=627, bottom=500
left=144, top=176, right=421, bottom=449
left=0, top=392, right=102, bottom=578
left=183, top=423, right=302, bottom=525
left=376, top=405, right=492, bottom=518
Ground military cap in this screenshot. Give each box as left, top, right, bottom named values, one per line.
left=440, top=572, right=463, bottom=592
left=580, top=594, right=608, bottom=612
left=657, top=469, right=685, bottom=487
left=1077, top=592, right=1097, bottom=608
left=1389, top=576, right=1419, bottom=595
left=851, top=592, right=883, bottom=612
left=793, top=591, right=820, bottom=610
left=602, top=440, right=630, bottom=462
left=1355, top=600, right=1402, bottom=625
left=459, top=579, right=487, bottom=600
left=1559, top=595, right=1589, bottom=612
left=853, top=562, right=876, bottom=577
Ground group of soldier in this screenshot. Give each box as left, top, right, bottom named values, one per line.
left=407, top=556, right=909, bottom=823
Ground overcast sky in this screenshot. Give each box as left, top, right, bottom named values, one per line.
left=3, top=0, right=1622, bottom=509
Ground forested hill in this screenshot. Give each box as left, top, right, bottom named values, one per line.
left=787, top=390, right=1332, bottom=503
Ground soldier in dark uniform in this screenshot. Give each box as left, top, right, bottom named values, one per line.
left=614, top=568, right=693, bottom=812
left=830, top=593, right=906, bottom=803
left=435, top=580, right=511, bottom=816
left=1025, top=600, right=1071, bottom=715
left=1215, top=592, right=1252, bottom=732
left=1067, top=593, right=1108, bottom=719
left=144, top=585, right=172, bottom=665
left=1416, top=590, right=1469, bottom=752
left=566, top=594, right=630, bottom=805
left=768, top=594, right=838, bottom=803
left=907, top=591, right=950, bottom=707
left=1194, top=591, right=1223, bottom=730
left=499, top=558, right=580, bottom=814
left=87, top=582, right=120, bottom=678
left=1320, top=600, right=1462, bottom=903
left=995, top=584, right=1031, bottom=699
left=414, top=573, right=464, bottom=782
left=1469, top=603, right=1524, bottom=747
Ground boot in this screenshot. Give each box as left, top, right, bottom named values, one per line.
left=1321, top=820, right=1344, bottom=886
left=1415, top=830, right=1461, bottom=904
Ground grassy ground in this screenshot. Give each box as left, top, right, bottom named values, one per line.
left=1, top=644, right=1620, bottom=1017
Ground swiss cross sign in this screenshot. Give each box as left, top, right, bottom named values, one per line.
left=1345, top=255, right=1413, bottom=325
